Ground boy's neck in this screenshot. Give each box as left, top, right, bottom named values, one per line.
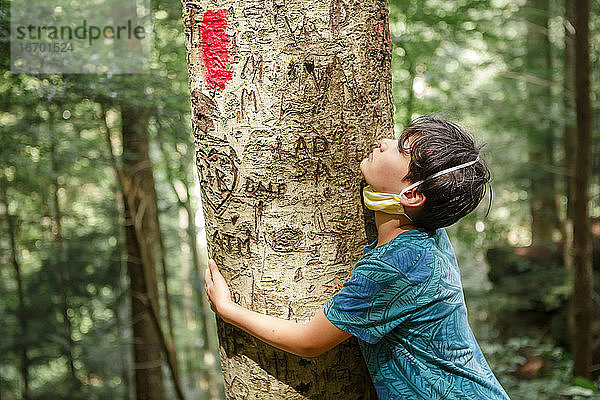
left=374, top=211, right=414, bottom=248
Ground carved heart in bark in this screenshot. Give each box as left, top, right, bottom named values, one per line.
left=196, top=146, right=238, bottom=214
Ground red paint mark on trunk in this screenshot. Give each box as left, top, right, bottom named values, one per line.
left=201, top=9, right=232, bottom=91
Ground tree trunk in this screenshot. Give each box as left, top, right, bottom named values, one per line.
left=0, top=179, right=30, bottom=400
left=105, top=103, right=186, bottom=399
left=562, top=0, right=577, bottom=354
left=115, top=221, right=134, bottom=400
left=49, top=125, right=79, bottom=387
left=121, top=104, right=167, bottom=400
left=181, top=0, right=394, bottom=397
left=525, top=0, right=558, bottom=245
left=573, top=0, right=593, bottom=379
left=156, top=134, right=222, bottom=399
left=101, top=104, right=134, bottom=399
left=563, top=0, right=577, bottom=254
left=155, top=194, right=180, bottom=382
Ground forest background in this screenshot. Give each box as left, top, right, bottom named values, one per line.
left=0, top=0, right=599, bottom=399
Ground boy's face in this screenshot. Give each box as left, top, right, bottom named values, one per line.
left=360, top=138, right=412, bottom=194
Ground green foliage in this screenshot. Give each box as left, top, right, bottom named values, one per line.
left=483, top=337, right=571, bottom=399
left=0, top=0, right=221, bottom=397
left=478, top=336, right=600, bottom=400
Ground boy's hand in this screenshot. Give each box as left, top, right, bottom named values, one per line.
left=203, top=258, right=352, bottom=357
left=204, top=259, right=233, bottom=316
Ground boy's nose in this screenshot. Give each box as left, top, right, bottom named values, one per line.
left=379, top=138, right=394, bottom=149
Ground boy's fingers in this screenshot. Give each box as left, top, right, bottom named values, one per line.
left=208, top=258, right=217, bottom=273
left=209, top=259, right=224, bottom=282
left=204, top=268, right=212, bottom=284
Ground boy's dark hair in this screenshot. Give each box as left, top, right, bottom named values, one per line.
left=398, top=116, right=491, bottom=236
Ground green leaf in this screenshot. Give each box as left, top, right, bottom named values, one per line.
left=573, top=376, right=599, bottom=393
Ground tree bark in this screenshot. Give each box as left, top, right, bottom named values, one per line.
left=525, top=0, right=558, bottom=245
left=573, top=0, right=593, bottom=380
left=104, top=103, right=186, bottom=399
left=155, top=191, right=180, bottom=382
left=0, top=179, right=30, bottom=400
left=121, top=104, right=168, bottom=400
left=182, top=0, right=393, bottom=397
left=101, top=104, right=134, bottom=400
left=563, top=0, right=577, bottom=247
left=562, top=0, right=577, bottom=354
left=114, top=217, right=134, bottom=400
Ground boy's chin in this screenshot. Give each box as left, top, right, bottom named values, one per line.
left=359, top=158, right=368, bottom=175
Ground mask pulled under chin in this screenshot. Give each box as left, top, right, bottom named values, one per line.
left=362, top=155, right=481, bottom=218
left=362, top=185, right=413, bottom=219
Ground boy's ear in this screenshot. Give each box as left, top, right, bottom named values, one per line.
left=400, top=189, right=426, bottom=208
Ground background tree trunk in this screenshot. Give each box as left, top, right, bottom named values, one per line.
left=1, top=180, right=30, bottom=400
left=182, top=0, right=394, bottom=398
left=562, top=0, right=577, bottom=355
left=525, top=0, right=558, bottom=246
left=157, top=135, right=222, bottom=399
left=49, top=123, right=79, bottom=387
left=573, top=0, right=593, bottom=379
left=101, top=106, right=134, bottom=400
left=121, top=104, right=168, bottom=400
left=156, top=209, right=178, bottom=365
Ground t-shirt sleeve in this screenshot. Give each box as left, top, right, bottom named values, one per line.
left=323, top=259, right=420, bottom=344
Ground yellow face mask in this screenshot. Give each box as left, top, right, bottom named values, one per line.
left=362, top=156, right=480, bottom=218
left=362, top=185, right=412, bottom=218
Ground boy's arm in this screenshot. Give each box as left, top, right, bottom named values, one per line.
left=205, top=259, right=352, bottom=358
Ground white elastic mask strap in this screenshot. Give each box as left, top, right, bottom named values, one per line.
left=400, top=155, right=481, bottom=196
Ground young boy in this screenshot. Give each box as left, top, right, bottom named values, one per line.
left=205, top=116, right=510, bottom=399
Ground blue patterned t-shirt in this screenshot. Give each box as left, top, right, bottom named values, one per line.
left=323, top=228, right=510, bottom=400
